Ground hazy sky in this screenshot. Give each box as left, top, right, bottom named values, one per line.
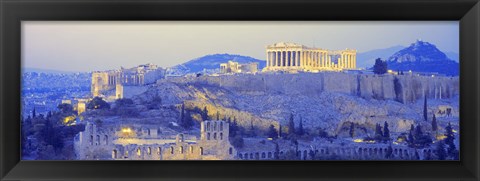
left=22, top=21, right=459, bottom=72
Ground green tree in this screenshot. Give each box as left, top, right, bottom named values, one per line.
left=373, top=58, right=388, bottom=74
left=266, top=124, right=278, bottom=139
left=86, top=97, right=110, bottom=110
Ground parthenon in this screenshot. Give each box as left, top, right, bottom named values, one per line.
left=262, top=42, right=357, bottom=72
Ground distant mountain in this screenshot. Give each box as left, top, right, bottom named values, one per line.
left=23, top=68, right=80, bottom=74
left=444, top=51, right=459, bottom=62
left=386, top=40, right=459, bottom=76
left=356, top=45, right=405, bottom=69
left=168, top=54, right=266, bottom=75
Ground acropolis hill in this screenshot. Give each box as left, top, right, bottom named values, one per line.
left=134, top=72, right=458, bottom=136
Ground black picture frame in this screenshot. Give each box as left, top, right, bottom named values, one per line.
left=1, top=0, right=479, bottom=180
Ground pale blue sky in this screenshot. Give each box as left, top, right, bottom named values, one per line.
left=22, top=21, right=459, bottom=72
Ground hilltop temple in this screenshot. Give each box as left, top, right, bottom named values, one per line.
left=262, top=42, right=357, bottom=72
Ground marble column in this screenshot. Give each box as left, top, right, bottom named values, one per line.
left=289, top=51, right=293, bottom=67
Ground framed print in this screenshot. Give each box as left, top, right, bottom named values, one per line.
left=1, top=0, right=479, bottom=180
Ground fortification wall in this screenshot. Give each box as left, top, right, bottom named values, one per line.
left=166, top=72, right=459, bottom=103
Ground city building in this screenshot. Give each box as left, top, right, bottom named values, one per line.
left=263, top=42, right=357, bottom=72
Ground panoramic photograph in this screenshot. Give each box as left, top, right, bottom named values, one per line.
left=21, top=21, right=459, bottom=160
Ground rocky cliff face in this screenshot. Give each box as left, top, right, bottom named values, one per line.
left=139, top=73, right=458, bottom=138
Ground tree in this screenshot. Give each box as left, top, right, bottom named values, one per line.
left=296, top=117, right=305, bottom=136
left=423, top=95, right=428, bottom=121
left=266, top=124, right=278, bottom=139
left=202, top=106, right=209, bottom=121
left=86, top=97, right=110, bottom=110
left=435, top=141, right=447, bottom=160
left=374, top=123, right=383, bottom=141
left=180, top=110, right=194, bottom=129
left=432, top=113, right=438, bottom=138
left=349, top=122, right=355, bottom=138
left=444, top=123, right=457, bottom=158
left=113, top=98, right=138, bottom=117
left=383, top=121, right=390, bottom=141
left=373, top=58, right=388, bottom=74
left=288, top=114, right=295, bottom=136
left=179, top=103, right=185, bottom=125
left=414, top=125, right=423, bottom=140
left=407, top=131, right=415, bottom=147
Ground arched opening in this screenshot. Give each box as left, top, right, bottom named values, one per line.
left=147, top=147, right=152, bottom=155
left=89, top=135, right=93, bottom=145
left=213, top=133, right=217, bottom=140
left=207, top=133, right=210, bottom=140
left=112, top=150, right=117, bottom=159
left=268, top=152, right=272, bottom=158
left=214, top=122, right=217, bottom=131
left=220, top=122, right=223, bottom=131
left=250, top=153, right=253, bottom=159
left=229, top=147, right=233, bottom=155
left=180, top=146, right=184, bottom=154
left=206, top=122, right=210, bottom=131
left=239, top=153, right=243, bottom=159
left=158, top=147, right=162, bottom=155
left=190, top=146, right=194, bottom=153
left=200, top=147, right=204, bottom=155
left=244, top=153, right=248, bottom=159
left=261, top=152, right=266, bottom=159
left=104, top=135, right=108, bottom=145
left=170, top=146, right=174, bottom=154
left=124, top=150, right=129, bottom=158
left=220, top=133, right=223, bottom=140
left=137, top=148, right=141, bottom=156
left=96, top=135, right=100, bottom=145
left=255, top=152, right=260, bottom=159
left=157, top=129, right=162, bottom=137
